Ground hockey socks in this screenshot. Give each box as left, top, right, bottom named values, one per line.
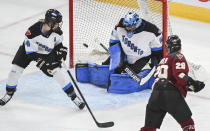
left=180, top=118, right=195, bottom=131
left=140, top=126, right=156, bottom=131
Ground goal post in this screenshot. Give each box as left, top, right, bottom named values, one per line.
left=69, top=0, right=171, bottom=68
left=69, top=0, right=73, bottom=68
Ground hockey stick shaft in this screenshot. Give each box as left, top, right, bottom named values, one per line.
left=124, top=66, right=141, bottom=84
left=99, top=43, right=109, bottom=53
left=62, top=61, right=114, bottom=128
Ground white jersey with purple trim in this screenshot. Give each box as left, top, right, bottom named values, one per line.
left=110, top=19, right=162, bottom=64
left=24, top=20, right=63, bottom=55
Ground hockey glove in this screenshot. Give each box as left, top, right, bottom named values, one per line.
left=179, top=73, right=205, bottom=93
left=186, top=76, right=205, bottom=92
left=36, top=58, right=61, bottom=77
left=56, top=46, right=68, bottom=61
left=191, top=80, right=205, bottom=93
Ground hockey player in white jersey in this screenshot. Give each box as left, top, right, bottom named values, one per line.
left=0, top=9, right=85, bottom=109
left=104, top=11, right=163, bottom=74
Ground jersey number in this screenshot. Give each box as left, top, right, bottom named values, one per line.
left=155, top=62, right=186, bottom=79
left=176, top=62, right=186, bottom=69
left=154, top=65, right=168, bottom=78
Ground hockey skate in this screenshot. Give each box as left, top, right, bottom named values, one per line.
left=0, top=94, right=13, bottom=106
left=71, top=96, right=85, bottom=110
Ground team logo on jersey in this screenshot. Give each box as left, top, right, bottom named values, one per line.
left=25, top=40, right=30, bottom=47
left=176, top=54, right=183, bottom=59
left=36, top=42, right=52, bottom=52
left=26, top=30, right=31, bottom=36
left=122, top=35, right=144, bottom=55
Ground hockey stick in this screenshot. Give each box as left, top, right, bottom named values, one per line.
left=95, top=41, right=155, bottom=85
left=62, top=61, right=114, bottom=128
left=124, top=65, right=156, bottom=85
left=83, top=43, right=109, bottom=55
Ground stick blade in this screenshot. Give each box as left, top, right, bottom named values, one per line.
left=97, top=121, right=114, bottom=128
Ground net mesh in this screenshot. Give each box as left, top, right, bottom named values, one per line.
left=72, top=0, right=171, bottom=64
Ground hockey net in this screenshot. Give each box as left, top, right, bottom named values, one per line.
left=69, top=0, right=206, bottom=81
left=70, top=0, right=172, bottom=66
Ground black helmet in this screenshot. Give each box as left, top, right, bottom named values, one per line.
left=45, top=9, right=62, bottom=28
left=166, top=35, right=181, bottom=53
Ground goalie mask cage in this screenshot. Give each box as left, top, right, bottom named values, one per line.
left=69, top=0, right=172, bottom=68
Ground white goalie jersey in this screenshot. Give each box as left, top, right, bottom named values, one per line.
left=109, top=19, right=163, bottom=64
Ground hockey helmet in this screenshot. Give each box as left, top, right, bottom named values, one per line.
left=45, top=9, right=62, bottom=28
left=166, top=35, right=181, bottom=53
left=123, top=11, right=142, bottom=30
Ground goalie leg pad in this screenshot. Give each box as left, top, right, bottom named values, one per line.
left=75, top=63, right=90, bottom=83
left=76, top=63, right=110, bottom=87
left=108, top=69, right=155, bottom=94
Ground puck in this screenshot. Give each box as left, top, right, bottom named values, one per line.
left=83, top=43, right=88, bottom=48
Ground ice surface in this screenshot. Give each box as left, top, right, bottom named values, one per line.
left=0, top=0, right=210, bottom=131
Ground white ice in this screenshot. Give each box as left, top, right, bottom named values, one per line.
left=0, top=0, right=210, bottom=131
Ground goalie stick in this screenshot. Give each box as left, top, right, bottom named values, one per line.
left=124, top=65, right=156, bottom=86
left=93, top=41, right=156, bottom=86
left=62, top=61, right=114, bottom=128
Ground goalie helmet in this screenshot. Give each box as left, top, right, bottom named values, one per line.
left=166, top=35, right=181, bottom=53
left=123, top=11, right=142, bottom=31
left=45, top=9, right=62, bottom=28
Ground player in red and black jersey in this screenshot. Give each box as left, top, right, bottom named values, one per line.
left=140, top=35, right=205, bottom=131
